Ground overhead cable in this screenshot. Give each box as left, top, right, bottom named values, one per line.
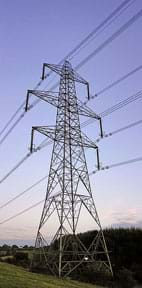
left=86, top=64, right=142, bottom=102
left=0, top=138, right=51, bottom=185
left=28, top=8, right=142, bottom=110
left=81, top=91, right=142, bottom=128
left=1, top=117, right=142, bottom=212
left=75, top=8, right=142, bottom=71
left=1, top=117, right=142, bottom=210
left=0, top=154, right=142, bottom=225
left=0, top=91, right=141, bottom=185
left=0, top=200, right=44, bottom=225
left=0, top=175, right=47, bottom=210
left=0, top=1, right=138, bottom=145
left=69, top=0, right=135, bottom=60
left=91, top=156, right=142, bottom=174
left=103, top=119, right=142, bottom=138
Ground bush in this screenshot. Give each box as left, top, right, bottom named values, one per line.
left=14, top=252, right=29, bottom=268
left=72, top=264, right=113, bottom=287
left=115, top=268, right=136, bottom=288
left=14, top=252, right=28, bottom=261
left=131, top=264, right=142, bottom=283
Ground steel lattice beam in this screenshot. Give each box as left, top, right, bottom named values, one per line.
left=27, top=60, right=113, bottom=277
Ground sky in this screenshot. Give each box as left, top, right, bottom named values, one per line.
left=0, top=0, right=142, bottom=246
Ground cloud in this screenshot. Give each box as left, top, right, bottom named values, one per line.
left=111, top=220, right=142, bottom=229
left=111, top=208, right=139, bottom=222
left=110, top=208, right=142, bottom=228
left=0, top=239, right=35, bottom=246
left=0, top=225, right=37, bottom=240
left=101, top=207, right=142, bottom=228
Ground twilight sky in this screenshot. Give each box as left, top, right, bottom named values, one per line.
left=0, top=0, right=142, bottom=245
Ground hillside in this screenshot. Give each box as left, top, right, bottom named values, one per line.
left=0, top=262, right=102, bottom=288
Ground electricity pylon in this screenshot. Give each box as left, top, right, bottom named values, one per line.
left=25, top=60, right=112, bottom=277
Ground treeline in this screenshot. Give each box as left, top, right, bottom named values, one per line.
left=79, top=227, right=142, bottom=271
left=0, top=228, right=142, bottom=287
left=77, top=227, right=142, bottom=287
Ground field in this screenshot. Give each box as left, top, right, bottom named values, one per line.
left=0, top=262, right=103, bottom=288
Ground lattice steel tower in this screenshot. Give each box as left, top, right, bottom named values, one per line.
left=26, top=60, right=112, bottom=277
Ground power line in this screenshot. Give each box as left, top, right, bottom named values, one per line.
left=68, top=0, right=134, bottom=61
left=28, top=64, right=142, bottom=113
left=2, top=86, right=139, bottom=149
left=0, top=138, right=51, bottom=185
left=0, top=112, right=26, bottom=146
left=107, top=156, right=142, bottom=169
left=0, top=199, right=44, bottom=225
left=0, top=101, right=25, bottom=138
left=85, top=64, right=142, bottom=102
left=43, top=0, right=135, bottom=88
left=1, top=117, right=142, bottom=210
left=28, top=8, right=142, bottom=110
left=91, top=156, right=142, bottom=175
left=0, top=90, right=141, bottom=185
left=0, top=155, right=142, bottom=225
left=103, top=119, right=142, bottom=138
left=0, top=153, right=31, bottom=184
left=75, top=8, right=142, bottom=71
left=1, top=1, right=141, bottom=243
left=0, top=80, right=43, bottom=139
left=95, top=118, right=142, bottom=142
left=69, top=0, right=135, bottom=61
left=1, top=60, right=141, bottom=148
left=0, top=174, right=47, bottom=210
left=101, top=92, right=142, bottom=117
left=1, top=0, right=132, bottom=140
left=0, top=1, right=139, bottom=146
left=81, top=91, right=142, bottom=128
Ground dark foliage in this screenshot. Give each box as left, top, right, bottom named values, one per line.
left=77, top=228, right=142, bottom=286
left=72, top=264, right=113, bottom=287
left=0, top=228, right=141, bottom=286
left=114, top=268, right=136, bottom=288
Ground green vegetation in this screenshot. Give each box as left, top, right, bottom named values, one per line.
left=0, top=228, right=142, bottom=287
left=0, top=262, right=101, bottom=288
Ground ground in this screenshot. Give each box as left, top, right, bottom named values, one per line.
left=0, top=262, right=103, bottom=288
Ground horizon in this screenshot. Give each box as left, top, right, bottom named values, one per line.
left=1, top=222, right=142, bottom=246
left=0, top=0, right=142, bottom=245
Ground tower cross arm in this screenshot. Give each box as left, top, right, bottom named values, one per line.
left=30, top=60, right=112, bottom=276
left=41, top=61, right=90, bottom=98
left=77, top=101, right=100, bottom=120
left=42, top=62, right=88, bottom=84
left=41, top=63, right=63, bottom=80
left=77, top=102, right=103, bottom=137
left=82, top=133, right=98, bottom=149
left=30, top=125, right=100, bottom=169
left=30, top=126, right=98, bottom=150
left=25, top=90, right=58, bottom=111
left=41, top=61, right=88, bottom=84
left=81, top=133, right=100, bottom=170
left=30, top=126, right=56, bottom=153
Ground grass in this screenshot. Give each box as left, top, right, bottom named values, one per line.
left=0, top=262, right=103, bottom=288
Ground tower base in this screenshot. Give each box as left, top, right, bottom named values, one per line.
left=31, top=193, right=112, bottom=277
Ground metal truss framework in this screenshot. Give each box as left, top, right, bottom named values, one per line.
left=26, top=60, right=112, bottom=277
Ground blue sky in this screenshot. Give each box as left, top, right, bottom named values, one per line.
left=0, top=0, right=142, bottom=245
